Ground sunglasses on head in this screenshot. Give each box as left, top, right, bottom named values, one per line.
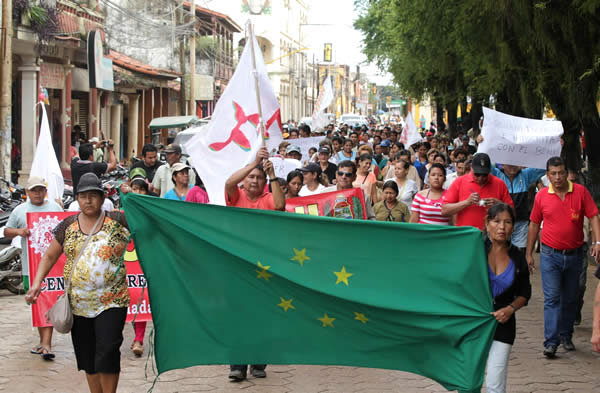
left=337, top=171, right=354, bottom=178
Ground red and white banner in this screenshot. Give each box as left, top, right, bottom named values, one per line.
left=285, top=188, right=367, bottom=219
left=27, top=212, right=151, bottom=327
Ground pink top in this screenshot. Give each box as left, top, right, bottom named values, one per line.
left=185, top=186, right=210, bottom=204
left=411, top=190, right=450, bottom=225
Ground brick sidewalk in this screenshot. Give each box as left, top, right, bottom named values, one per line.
left=1, top=257, right=599, bottom=393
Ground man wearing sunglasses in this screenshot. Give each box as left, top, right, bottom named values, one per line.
left=321, top=160, right=376, bottom=220
left=441, top=152, right=513, bottom=230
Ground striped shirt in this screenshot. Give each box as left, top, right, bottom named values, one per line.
left=411, top=191, right=450, bottom=225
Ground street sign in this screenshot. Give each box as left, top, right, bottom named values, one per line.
left=324, top=43, right=332, bottom=62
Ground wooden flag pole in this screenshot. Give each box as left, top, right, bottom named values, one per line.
left=247, top=22, right=266, bottom=146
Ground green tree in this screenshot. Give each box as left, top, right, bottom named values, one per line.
left=356, top=0, right=600, bottom=198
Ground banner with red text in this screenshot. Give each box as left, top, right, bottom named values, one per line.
left=27, top=212, right=151, bottom=327
left=285, top=188, right=367, bottom=219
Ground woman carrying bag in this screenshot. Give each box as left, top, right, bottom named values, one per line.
left=25, top=173, right=130, bottom=393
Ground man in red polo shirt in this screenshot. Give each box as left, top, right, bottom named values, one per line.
left=224, top=146, right=285, bottom=382
left=441, top=153, right=513, bottom=230
left=526, top=157, right=600, bottom=358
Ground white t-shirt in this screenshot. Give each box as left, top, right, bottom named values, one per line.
left=298, top=183, right=326, bottom=197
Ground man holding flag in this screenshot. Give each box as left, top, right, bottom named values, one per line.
left=185, top=25, right=283, bottom=205
left=224, top=146, right=284, bottom=381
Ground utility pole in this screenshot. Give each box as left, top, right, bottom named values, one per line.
left=188, top=0, right=196, bottom=116
left=0, top=0, right=13, bottom=182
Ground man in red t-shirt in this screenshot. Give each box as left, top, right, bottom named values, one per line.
left=224, top=146, right=284, bottom=382
left=526, top=157, right=600, bottom=358
left=225, top=146, right=285, bottom=211
left=442, top=153, right=513, bottom=230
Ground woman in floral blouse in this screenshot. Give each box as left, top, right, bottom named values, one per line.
left=26, top=173, right=130, bottom=393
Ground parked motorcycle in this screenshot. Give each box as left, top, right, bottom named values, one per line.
left=101, top=166, right=129, bottom=208
left=0, top=246, right=23, bottom=295
left=0, top=178, right=26, bottom=245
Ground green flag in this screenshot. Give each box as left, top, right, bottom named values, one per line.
left=122, top=193, right=496, bottom=392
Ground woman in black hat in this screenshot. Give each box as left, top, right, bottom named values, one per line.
left=298, top=163, right=328, bottom=196
left=25, top=173, right=130, bottom=393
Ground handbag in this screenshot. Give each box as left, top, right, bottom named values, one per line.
left=47, top=213, right=104, bottom=334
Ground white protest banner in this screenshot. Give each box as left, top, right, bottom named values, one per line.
left=478, top=107, right=563, bottom=169
left=269, top=157, right=301, bottom=179
left=288, top=136, right=325, bottom=164
left=400, top=112, right=422, bottom=148
left=311, top=75, right=334, bottom=131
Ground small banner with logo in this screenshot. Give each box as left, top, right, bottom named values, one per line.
left=27, top=212, right=151, bottom=327
left=285, top=188, right=367, bottom=219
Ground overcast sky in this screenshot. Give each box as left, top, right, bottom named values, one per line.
left=304, top=0, right=393, bottom=85
left=201, top=0, right=393, bottom=85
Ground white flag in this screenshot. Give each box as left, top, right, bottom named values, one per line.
left=30, top=104, right=64, bottom=201
left=311, top=75, right=334, bottom=131
left=400, top=112, right=423, bottom=148
left=185, top=31, right=283, bottom=206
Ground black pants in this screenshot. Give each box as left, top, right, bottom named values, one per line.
left=71, top=307, right=127, bottom=374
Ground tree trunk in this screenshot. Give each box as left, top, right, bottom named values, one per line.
left=470, top=98, right=483, bottom=135
left=435, top=98, right=445, bottom=133
left=581, top=100, right=600, bottom=201
left=447, top=100, right=458, bottom=138
left=459, top=98, right=470, bottom=131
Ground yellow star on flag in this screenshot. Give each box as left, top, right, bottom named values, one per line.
left=256, top=261, right=272, bottom=281
left=290, top=248, right=311, bottom=266
left=277, top=297, right=295, bottom=312
left=333, top=266, right=354, bottom=286
left=354, top=312, right=368, bottom=324
left=318, top=313, right=335, bottom=327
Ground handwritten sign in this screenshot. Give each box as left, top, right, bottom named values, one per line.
left=290, top=136, right=325, bottom=163
left=269, top=157, right=301, bottom=179
left=477, top=107, right=563, bottom=169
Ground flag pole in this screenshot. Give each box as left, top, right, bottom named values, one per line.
left=247, top=22, right=266, bottom=146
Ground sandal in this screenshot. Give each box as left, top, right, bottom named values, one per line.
left=39, top=346, right=55, bottom=361
left=131, top=341, right=144, bottom=357
left=30, top=345, right=43, bottom=355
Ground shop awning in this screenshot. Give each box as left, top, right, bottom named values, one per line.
left=149, top=116, right=199, bottom=130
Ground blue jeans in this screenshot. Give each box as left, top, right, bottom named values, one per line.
left=540, top=244, right=583, bottom=347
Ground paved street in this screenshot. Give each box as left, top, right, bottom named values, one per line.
left=1, top=255, right=599, bottom=393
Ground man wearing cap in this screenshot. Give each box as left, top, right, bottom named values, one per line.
left=317, top=146, right=337, bottom=184
left=4, top=176, right=62, bottom=359
left=285, top=145, right=302, bottom=161
left=71, top=141, right=117, bottom=193
left=152, top=144, right=195, bottom=197
left=526, top=157, right=600, bottom=358
left=441, top=152, right=513, bottom=231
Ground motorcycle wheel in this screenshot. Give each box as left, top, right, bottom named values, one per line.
left=4, top=277, right=24, bottom=295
